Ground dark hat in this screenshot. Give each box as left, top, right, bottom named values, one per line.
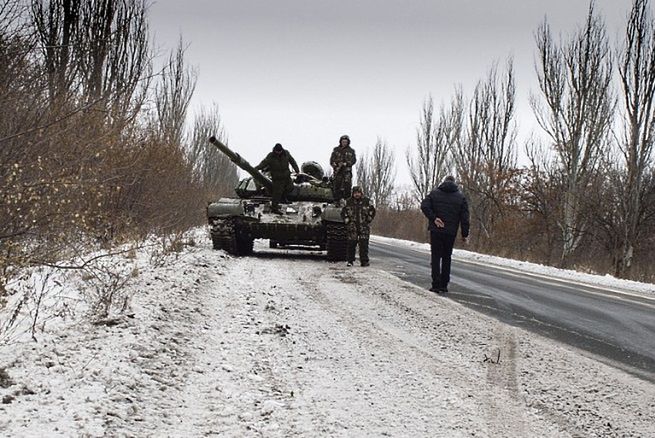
left=351, top=185, right=363, bottom=194
left=339, top=135, right=350, bottom=144
left=273, top=143, right=283, bottom=152
left=444, top=175, right=456, bottom=183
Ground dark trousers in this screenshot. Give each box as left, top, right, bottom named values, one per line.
left=271, top=177, right=292, bottom=209
left=430, top=231, right=456, bottom=288
left=347, top=238, right=369, bottom=264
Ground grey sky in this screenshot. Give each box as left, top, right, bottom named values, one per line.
left=149, top=0, right=630, bottom=180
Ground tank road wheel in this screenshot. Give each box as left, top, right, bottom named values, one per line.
left=212, top=234, right=223, bottom=250
left=216, top=232, right=238, bottom=255
left=237, top=234, right=254, bottom=255
left=326, top=223, right=348, bottom=261
left=210, top=218, right=238, bottom=255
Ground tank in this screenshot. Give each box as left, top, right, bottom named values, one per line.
left=206, top=136, right=348, bottom=260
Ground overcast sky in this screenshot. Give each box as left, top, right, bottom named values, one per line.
left=149, top=0, right=631, bottom=182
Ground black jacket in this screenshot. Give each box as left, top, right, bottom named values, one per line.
left=420, top=181, right=470, bottom=237
left=255, top=150, right=299, bottom=180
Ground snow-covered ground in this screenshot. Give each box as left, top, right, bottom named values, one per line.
left=1, top=231, right=654, bottom=437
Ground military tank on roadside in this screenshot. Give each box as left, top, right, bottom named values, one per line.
left=206, top=136, right=347, bottom=260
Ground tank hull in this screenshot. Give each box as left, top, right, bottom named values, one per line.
left=205, top=136, right=346, bottom=260
left=207, top=197, right=347, bottom=260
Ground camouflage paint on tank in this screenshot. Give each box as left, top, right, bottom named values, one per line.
left=206, top=137, right=348, bottom=260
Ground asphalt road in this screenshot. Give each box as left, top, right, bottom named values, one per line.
left=368, top=238, right=655, bottom=382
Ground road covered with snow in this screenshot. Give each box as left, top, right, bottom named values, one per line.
left=1, top=231, right=654, bottom=437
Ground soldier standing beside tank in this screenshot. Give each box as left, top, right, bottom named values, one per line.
left=341, top=186, right=376, bottom=267
left=330, top=134, right=357, bottom=202
left=255, top=143, right=300, bottom=214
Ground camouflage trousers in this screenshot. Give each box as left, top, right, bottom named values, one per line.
left=347, top=238, right=369, bottom=265
left=333, top=172, right=352, bottom=201
left=346, top=223, right=371, bottom=241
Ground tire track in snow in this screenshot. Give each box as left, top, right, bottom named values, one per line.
left=295, top=265, right=554, bottom=437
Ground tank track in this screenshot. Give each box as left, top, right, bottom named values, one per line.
left=211, top=218, right=253, bottom=256
left=326, top=223, right=348, bottom=261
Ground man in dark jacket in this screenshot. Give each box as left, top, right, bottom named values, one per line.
left=420, top=175, right=470, bottom=293
left=330, top=135, right=357, bottom=202
left=341, top=186, right=376, bottom=266
left=255, top=143, right=300, bottom=213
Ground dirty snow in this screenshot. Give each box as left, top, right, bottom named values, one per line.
left=0, top=230, right=654, bottom=437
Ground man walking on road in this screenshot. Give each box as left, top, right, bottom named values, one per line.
left=420, top=175, right=470, bottom=293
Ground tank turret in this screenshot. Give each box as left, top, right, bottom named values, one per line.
left=300, top=161, right=325, bottom=180
left=209, top=136, right=334, bottom=203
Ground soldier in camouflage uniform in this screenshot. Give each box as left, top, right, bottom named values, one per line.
left=255, top=143, right=300, bottom=213
left=330, top=134, right=357, bottom=202
left=341, top=186, right=376, bottom=266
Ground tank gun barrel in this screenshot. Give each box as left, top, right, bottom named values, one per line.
left=208, top=136, right=273, bottom=191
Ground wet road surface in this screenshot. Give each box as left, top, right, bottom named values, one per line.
left=368, top=238, right=655, bottom=382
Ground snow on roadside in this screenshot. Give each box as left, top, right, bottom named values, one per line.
left=0, top=230, right=653, bottom=437
left=372, top=235, right=655, bottom=297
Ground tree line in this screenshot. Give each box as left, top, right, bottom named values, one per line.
left=2, top=0, right=653, bottom=298
left=0, top=0, right=238, bottom=295
left=360, top=0, right=655, bottom=282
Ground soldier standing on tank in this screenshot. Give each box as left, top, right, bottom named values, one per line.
left=330, top=134, right=357, bottom=202
left=255, top=143, right=300, bottom=214
left=341, top=186, right=376, bottom=267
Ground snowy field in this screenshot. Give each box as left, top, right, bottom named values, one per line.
left=1, top=230, right=654, bottom=437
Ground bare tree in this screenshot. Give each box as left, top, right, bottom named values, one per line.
left=406, top=96, right=437, bottom=203
left=389, top=188, right=416, bottom=212
left=31, top=0, right=150, bottom=124
left=406, top=94, right=461, bottom=202
left=531, top=2, right=614, bottom=266
left=0, top=0, right=23, bottom=31
left=187, top=103, right=238, bottom=196
left=0, top=1, right=38, bottom=290
left=612, top=0, right=655, bottom=277
left=1, top=0, right=222, bottom=302
left=31, top=0, right=80, bottom=104
left=356, top=137, right=396, bottom=206
left=154, top=37, right=196, bottom=146
left=521, top=137, right=562, bottom=262
left=0, top=0, right=44, bottom=151
left=355, top=152, right=370, bottom=198
left=454, top=59, right=517, bottom=242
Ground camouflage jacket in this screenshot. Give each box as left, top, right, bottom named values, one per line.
left=255, top=150, right=299, bottom=180
left=341, top=197, right=376, bottom=239
left=330, top=145, right=356, bottom=175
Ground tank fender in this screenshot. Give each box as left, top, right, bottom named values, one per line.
left=207, top=198, right=244, bottom=218
left=322, top=204, right=345, bottom=223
